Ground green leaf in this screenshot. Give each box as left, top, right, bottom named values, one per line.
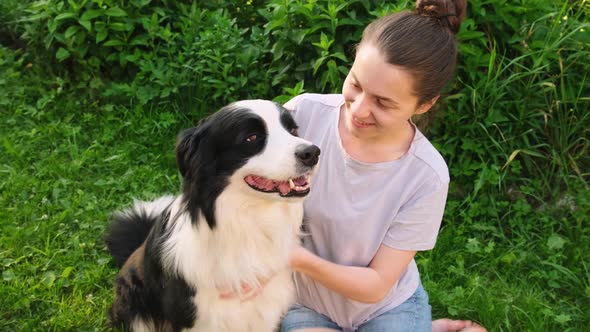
left=56, top=48, right=70, bottom=61
left=79, top=19, right=92, bottom=32
left=94, top=21, right=106, bottom=30
left=2, top=258, right=16, bottom=267
left=103, top=39, right=125, bottom=47
left=109, top=22, right=130, bottom=31
left=547, top=234, right=566, bottom=250
left=331, top=52, right=348, bottom=62
left=96, top=29, right=108, bottom=43
left=554, top=314, right=571, bottom=324
left=458, top=30, right=486, bottom=41
left=502, top=149, right=522, bottom=170
left=293, top=30, right=307, bottom=45
left=312, top=56, right=327, bottom=74
left=2, top=269, right=15, bottom=282
left=125, top=53, right=140, bottom=62
left=105, top=7, right=127, bottom=17
left=284, top=80, right=305, bottom=95
left=339, top=18, right=364, bottom=26
left=41, top=271, right=56, bottom=287
left=465, top=238, right=481, bottom=254
left=131, top=0, right=152, bottom=7
left=64, top=25, right=80, bottom=39
left=61, top=266, right=74, bottom=278
left=90, top=77, right=103, bottom=89
left=447, top=306, right=459, bottom=316
left=501, top=252, right=517, bottom=264
left=130, top=35, right=150, bottom=46
left=54, top=12, right=77, bottom=21
left=80, top=9, right=103, bottom=21
left=48, top=19, right=58, bottom=34
left=312, top=32, right=333, bottom=51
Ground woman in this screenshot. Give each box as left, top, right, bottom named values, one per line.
left=280, top=0, right=485, bottom=331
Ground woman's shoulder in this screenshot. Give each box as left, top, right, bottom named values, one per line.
left=284, top=93, right=343, bottom=110
left=409, top=130, right=450, bottom=185
left=283, top=94, right=342, bottom=141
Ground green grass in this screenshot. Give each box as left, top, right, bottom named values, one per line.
left=0, top=55, right=189, bottom=330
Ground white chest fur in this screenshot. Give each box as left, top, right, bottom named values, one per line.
left=162, top=191, right=303, bottom=332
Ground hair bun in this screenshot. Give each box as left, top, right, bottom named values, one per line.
left=416, top=0, right=466, bottom=34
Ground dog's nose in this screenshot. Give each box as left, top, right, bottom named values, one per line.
left=295, top=144, right=320, bottom=167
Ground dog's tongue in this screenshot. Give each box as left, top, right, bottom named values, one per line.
left=293, top=175, right=307, bottom=186
left=245, top=175, right=275, bottom=191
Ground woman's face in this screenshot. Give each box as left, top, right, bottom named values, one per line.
left=341, top=44, right=432, bottom=142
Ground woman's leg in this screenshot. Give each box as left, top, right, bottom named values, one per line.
left=281, top=303, right=342, bottom=332
left=356, top=283, right=432, bottom=332
left=291, top=330, right=341, bottom=332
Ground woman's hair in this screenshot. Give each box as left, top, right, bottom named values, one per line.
left=359, top=0, right=467, bottom=106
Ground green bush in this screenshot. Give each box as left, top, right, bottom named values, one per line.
left=104, top=5, right=279, bottom=113
left=0, top=0, right=29, bottom=47
left=20, top=0, right=192, bottom=80
left=435, top=0, right=589, bottom=201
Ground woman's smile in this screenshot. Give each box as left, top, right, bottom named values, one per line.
left=351, top=116, right=376, bottom=128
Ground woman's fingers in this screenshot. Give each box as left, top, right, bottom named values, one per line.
left=218, top=278, right=268, bottom=300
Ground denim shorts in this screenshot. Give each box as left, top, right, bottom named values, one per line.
left=281, top=283, right=432, bottom=332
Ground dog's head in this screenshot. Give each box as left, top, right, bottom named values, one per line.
left=176, top=100, right=320, bottom=228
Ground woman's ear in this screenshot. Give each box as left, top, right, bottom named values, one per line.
left=415, top=95, right=440, bottom=115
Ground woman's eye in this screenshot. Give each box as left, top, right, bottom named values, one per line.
left=246, top=134, right=257, bottom=142
left=377, top=99, right=393, bottom=109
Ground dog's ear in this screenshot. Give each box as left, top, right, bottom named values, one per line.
left=175, top=120, right=210, bottom=178
left=175, top=120, right=216, bottom=226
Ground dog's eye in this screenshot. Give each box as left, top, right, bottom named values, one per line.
left=290, top=128, right=299, bottom=136
left=245, top=134, right=258, bottom=142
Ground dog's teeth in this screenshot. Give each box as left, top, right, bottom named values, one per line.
left=288, top=178, right=295, bottom=189
left=306, top=175, right=311, bottom=184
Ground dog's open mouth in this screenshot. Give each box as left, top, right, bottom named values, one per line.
left=244, top=174, right=312, bottom=197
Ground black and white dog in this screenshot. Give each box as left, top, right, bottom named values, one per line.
left=104, top=100, right=320, bottom=331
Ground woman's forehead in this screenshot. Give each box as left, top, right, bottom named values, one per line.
left=351, top=44, right=416, bottom=102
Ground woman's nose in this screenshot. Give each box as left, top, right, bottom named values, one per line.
left=350, top=93, right=371, bottom=118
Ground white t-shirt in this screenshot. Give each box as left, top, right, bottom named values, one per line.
left=284, top=93, right=450, bottom=331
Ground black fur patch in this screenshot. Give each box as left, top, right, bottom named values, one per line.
left=105, top=207, right=163, bottom=268
left=107, top=207, right=197, bottom=331
left=176, top=105, right=269, bottom=229
left=278, top=103, right=299, bottom=137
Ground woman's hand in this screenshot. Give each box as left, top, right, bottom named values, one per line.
left=288, top=244, right=416, bottom=303
left=217, top=278, right=269, bottom=302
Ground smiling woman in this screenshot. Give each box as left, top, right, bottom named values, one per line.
left=277, top=0, right=485, bottom=332
left=339, top=44, right=436, bottom=162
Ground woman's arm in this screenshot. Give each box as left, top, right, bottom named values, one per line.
left=290, top=245, right=416, bottom=303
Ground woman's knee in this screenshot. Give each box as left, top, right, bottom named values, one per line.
left=281, top=304, right=342, bottom=332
